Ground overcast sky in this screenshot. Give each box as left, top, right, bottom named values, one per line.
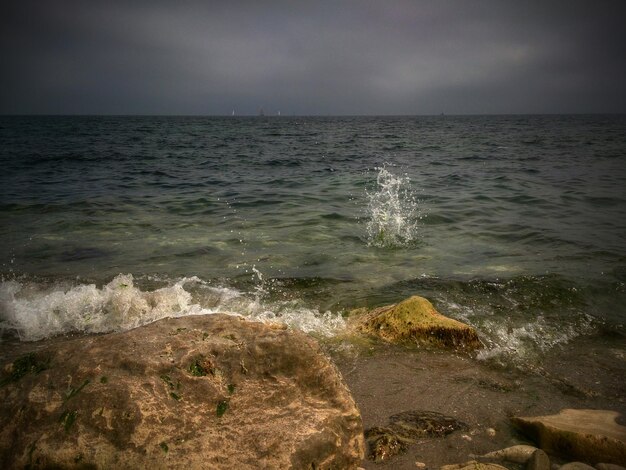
left=1, top=0, right=625, bottom=115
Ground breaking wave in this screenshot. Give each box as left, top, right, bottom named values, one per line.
left=434, top=276, right=599, bottom=367
left=0, top=269, right=615, bottom=372
left=0, top=273, right=346, bottom=342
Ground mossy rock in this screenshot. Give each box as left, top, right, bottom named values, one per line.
left=349, top=296, right=482, bottom=351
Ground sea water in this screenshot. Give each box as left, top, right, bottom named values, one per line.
left=1, top=115, right=625, bottom=369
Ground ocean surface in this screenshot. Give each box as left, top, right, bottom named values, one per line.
left=1, top=115, right=625, bottom=369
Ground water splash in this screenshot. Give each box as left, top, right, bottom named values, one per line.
left=0, top=274, right=345, bottom=341
left=366, top=166, right=421, bottom=247
left=474, top=315, right=593, bottom=366
left=436, top=276, right=596, bottom=368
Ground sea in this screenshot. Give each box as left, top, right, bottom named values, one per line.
left=1, top=115, right=625, bottom=373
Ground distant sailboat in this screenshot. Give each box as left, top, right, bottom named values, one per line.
left=231, top=109, right=235, bottom=116
left=258, top=107, right=264, bottom=116
left=277, top=110, right=281, bottom=116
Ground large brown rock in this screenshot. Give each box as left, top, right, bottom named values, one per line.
left=512, top=409, right=626, bottom=465
left=348, top=296, right=482, bottom=351
left=0, top=314, right=364, bottom=469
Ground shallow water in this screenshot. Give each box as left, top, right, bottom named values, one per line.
left=1, top=115, right=625, bottom=371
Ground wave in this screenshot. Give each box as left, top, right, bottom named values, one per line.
left=474, top=315, right=591, bottom=365
left=0, top=274, right=345, bottom=342
left=1, top=271, right=620, bottom=372
left=362, top=273, right=617, bottom=367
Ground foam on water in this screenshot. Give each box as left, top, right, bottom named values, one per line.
left=475, top=316, right=593, bottom=366
left=441, top=292, right=595, bottom=368
left=0, top=272, right=607, bottom=371
left=366, top=166, right=421, bottom=248
left=0, top=274, right=346, bottom=341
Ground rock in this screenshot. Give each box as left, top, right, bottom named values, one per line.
left=365, top=410, right=467, bottom=462
left=512, top=409, right=626, bottom=465
left=486, top=428, right=497, bottom=437
left=527, top=449, right=551, bottom=470
left=365, top=426, right=408, bottom=462
left=0, top=314, right=365, bottom=469
left=440, top=461, right=509, bottom=470
left=473, top=444, right=538, bottom=464
left=559, top=463, right=597, bottom=470
left=349, top=296, right=482, bottom=351
left=596, top=464, right=626, bottom=470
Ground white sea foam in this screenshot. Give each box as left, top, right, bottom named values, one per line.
left=442, top=298, right=593, bottom=366
left=0, top=271, right=594, bottom=366
left=366, top=166, right=421, bottom=247
left=0, top=274, right=345, bottom=341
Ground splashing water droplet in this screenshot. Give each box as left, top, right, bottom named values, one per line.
left=366, top=166, right=421, bottom=248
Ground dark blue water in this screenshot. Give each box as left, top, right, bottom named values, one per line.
left=1, top=115, right=625, bottom=367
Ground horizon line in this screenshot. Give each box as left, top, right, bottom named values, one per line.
left=1, top=112, right=625, bottom=118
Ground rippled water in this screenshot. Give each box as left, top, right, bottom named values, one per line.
left=1, top=115, right=625, bottom=367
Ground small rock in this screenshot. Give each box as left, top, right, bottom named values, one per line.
left=527, top=449, right=551, bottom=470
left=559, top=463, right=596, bottom=470
left=596, top=464, right=626, bottom=470
left=462, top=434, right=472, bottom=441
left=486, top=428, right=497, bottom=437
left=365, top=410, right=467, bottom=462
left=416, top=462, right=427, bottom=468
left=441, top=461, right=508, bottom=470
left=440, top=463, right=464, bottom=470
left=365, top=427, right=407, bottom=462
left=474, top=445, right=538, bottom=464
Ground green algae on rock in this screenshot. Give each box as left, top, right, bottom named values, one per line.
left=349, top=295, right=482, bottom=351
left=216, top=400, right=228, bottom=418
left=59, top=410, right=78, bottom=433
left=0, top=353, right=48, bottom=386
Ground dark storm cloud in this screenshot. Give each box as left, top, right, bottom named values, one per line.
left=1, top=0, right=625, bottom=114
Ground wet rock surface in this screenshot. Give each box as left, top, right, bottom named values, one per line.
left=349, top=296, right=482, bottom=351
left=0, top=314, right=364, bottom=469
left=559, top=463, right=597, bottom=470
left=596, top=464, right=626, bottom=470
left=527, top=449, right=551, bottom=470
left=512, top=409, right=626, bottom=465
left=472, top=444, right=539, bottom=464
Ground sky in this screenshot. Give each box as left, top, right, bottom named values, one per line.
left=1, top=0, right=625, bottom=115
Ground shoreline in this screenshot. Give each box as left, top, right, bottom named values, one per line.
left=330, top=337, right=626, bottom=468
left=1, top=314, right=624, bottom=468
